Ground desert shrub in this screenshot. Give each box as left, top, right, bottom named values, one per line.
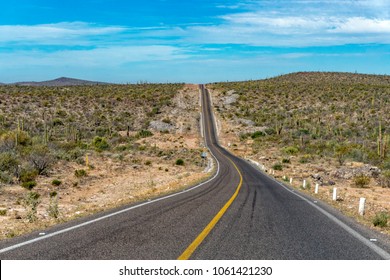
left=282, top=158, right=291, bottom=164
left=74, top=169, right=87, bottom=177
left=95, top=127, right=109, bottom=137
left=0, top=209, right=7, bottom=216
left=264, top=128, right=276, bottom=135
left=28, top=145, right=54, bottom=175
left=176, top=159, right=184, bottom=166
left=335, top=144, right=352, bottom=165
left=19, top=167, right=38, bottom=183
left=373, top=212, right=389, bottom=228
left=22, top=181, right=37, bottom=190
left=380, top=170, right=390, bottom=188
left=162, top=118, right=171, bottom=124
left=24, top=191, right=40, bottom=222
left=16, top=131, right=32, bottom=146
left=251, top=131, right=265, bottom=139
left=0, top=171, right=13, bottom=184
left=353, top=174, right=371, bottom=188
left=51, top=179, right=62, bottom=186
left=52, top=118, right=64, bottom=126
left=272, top=163, right=283, bottom=170
left=0, top=152, right=19, bottom=173
left=92, top=136, right=109, bottom=151
left=299, top=154, right=312, bottom=164
left=145, top=160, right=152, bottom=166
left=136, top=130, right=153, bottom=138
left=239, top=133, right=251, bottom=141
left=48, top=191, right=59, bottom=218
left=283, top=146, right=299, bottom=155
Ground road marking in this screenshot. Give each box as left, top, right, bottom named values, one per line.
left=0, top=158, right=221, bottom=255
left=178, top=156, right=243, bottom=260
left=263, top=171, right=390, bottom=260
left=0, top=93, right=222, bottom=255
left=178, top=85, right=243, bottom=260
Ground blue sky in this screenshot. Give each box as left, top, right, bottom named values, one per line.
left=1, top=0, right=390, bottom=83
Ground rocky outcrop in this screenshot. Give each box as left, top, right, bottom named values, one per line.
left=330, top=164, right=381, bottom=179
left=149, top=121, right=175, bottom=132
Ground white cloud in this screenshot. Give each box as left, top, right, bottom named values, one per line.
left=0, top=22, right=126, bottom=45
left=330, top=17, right=390, bottom=33
left=0, top=45, right=190, bottom=68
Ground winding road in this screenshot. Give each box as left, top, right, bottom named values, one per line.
left=1, top=85, right=390, bottom=259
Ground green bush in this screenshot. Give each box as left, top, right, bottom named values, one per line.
left=282, top=158, right=291, bottom=164
left=272, top=163, right=283, bottom=171
left=283, top=146, right=299, bottom=155
left=0, top=171, right=13, bottom=184
left=0, top=152, right=19, bottom=173
left=373, top=212, right=389, bottom=228
left=74, top=169, right=87, bottom=178
left=299, top=157, right=309, bottom=164
left=353, top=174, right=370, bottom=188
left=0, top=209, right=7, bottom=216
left=20, top=168, right=38, bottom=183
left=176, top=159, right=184, bottom=166
left=251, top=131, right=265, bottom=139
left=92, top=136, right=109, bottom=151
left=22, top=181, right=37, bottom=190
left=136, top=130, right=153, bottom=138
left=51, top=179, right=62, bottom=186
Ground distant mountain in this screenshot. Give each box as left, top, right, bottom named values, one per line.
left=10, top=77, right=110, bottom=86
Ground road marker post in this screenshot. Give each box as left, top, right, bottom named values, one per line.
left=290, top=178, right=293, bottom=184
left=315, top=183, right=319, bottom=194
left=332, top=187, right=337, bottom=201
left=359, top=197, right=366, bottom=216
left=302, top=179, right=306, bottom=189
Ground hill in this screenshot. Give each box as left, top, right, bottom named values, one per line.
left=10, top=77, right=110, bottom=86
left=268, top=71, right=390, bottom=85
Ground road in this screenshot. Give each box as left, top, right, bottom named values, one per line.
left=1, top=85, right=390, bottom=259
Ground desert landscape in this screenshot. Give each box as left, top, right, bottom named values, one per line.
left=0, top=83, right=212, bottom=239
left=208, top=72, right=390, bottom=235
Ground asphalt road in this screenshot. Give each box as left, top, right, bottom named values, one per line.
left=1, top=85, right=390, bottom=260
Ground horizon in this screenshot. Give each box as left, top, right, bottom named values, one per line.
left=2, top=70, right=390, bottom=85
left=1, top=0, right=390, bottom=83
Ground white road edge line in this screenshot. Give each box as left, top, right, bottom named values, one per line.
left=0, top=87, right=221, bottom=255
left=265, top=173, right=390, bottom=260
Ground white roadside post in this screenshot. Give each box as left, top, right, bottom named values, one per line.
left=315, top=183, right=319, bottom=194
left=302, top=180, right=306, bottom=189
left=359, top=198, right=366, bottom=216
left=332, top=187, right=337, bottom=201
left=290, top=178, right=293, bottom=184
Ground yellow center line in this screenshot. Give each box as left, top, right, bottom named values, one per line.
left=177, top=87, right=244, bottom=260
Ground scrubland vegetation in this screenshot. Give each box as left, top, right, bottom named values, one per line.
left=210, top=72, right=390, bottom=231
left=0, top=83, right=207, bottom=238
